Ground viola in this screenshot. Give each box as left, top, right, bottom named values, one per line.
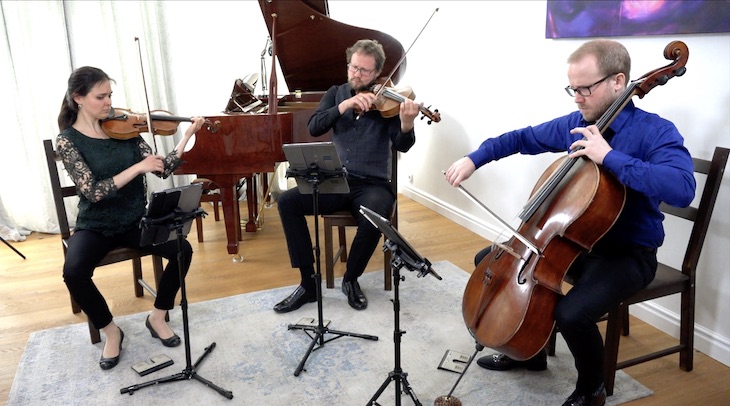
left=461, top=41, right=689, bottom=361
left=101, top=107, right=218, bottom=140
left=359, top=81, right=441, bottom=124
left=352, top=8, right=441, bottom=125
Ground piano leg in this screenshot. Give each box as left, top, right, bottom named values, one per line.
left=244, top=175, right=258, bottom=232
left=208, top=175, right=243, bottom=257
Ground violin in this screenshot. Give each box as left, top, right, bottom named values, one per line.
left=358, top=81, right=441, bottom=124
left=101, top=107, right=218, bottom=140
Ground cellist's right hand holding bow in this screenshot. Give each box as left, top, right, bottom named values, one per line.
left=445, top=157, right=476, bottom=187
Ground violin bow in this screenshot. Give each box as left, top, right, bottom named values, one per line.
left=373, top=7, right=439, bottom=98
left=135, top=37, right=159, bottom=155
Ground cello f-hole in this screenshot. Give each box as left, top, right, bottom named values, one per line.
left=516, top=252, right=535, bottom=285
left=517, top=265, right=528, bottom=285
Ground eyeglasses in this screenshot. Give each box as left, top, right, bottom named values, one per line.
left=347, top=64, right=375, bottom=75
left=564, top=73, right=617, bottom=97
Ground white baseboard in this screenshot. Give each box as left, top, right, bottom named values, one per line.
left=400, top=185, right=730, bottom=368
left=630, top=302, right=730, bottom=367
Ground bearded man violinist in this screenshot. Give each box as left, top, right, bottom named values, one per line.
left=273, top=39, right=419, bottom=313
left=445, top=39, right=695, bottom=405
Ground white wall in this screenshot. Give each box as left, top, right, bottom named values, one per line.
left=10, top=0, right=730, bottom=366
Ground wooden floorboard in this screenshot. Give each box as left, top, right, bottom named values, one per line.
left=1, top=195, right=727, bottom=404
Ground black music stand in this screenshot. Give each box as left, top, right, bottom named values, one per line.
left=120, top=184, right=233, bottom=400
left=359, top=205, right=441, bottom=406
left=282, top=142, right=378, bottom=377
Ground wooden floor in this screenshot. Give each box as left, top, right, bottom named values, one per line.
left=1, top=195, right=728, bottom=404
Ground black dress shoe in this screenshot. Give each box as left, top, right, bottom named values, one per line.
left=561, top=383, right=607, bottom=406
left=342, top=280, right=367, bottom=310
left=145, top=316, right=181, bottom=347
left=99, top=328, right=124, bottom=370
left=476, top=350, right=547, bottom=371
left=273, top=285, right=317, bottom=313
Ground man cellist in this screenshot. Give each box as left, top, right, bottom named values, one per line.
left=445, top=39, right=695, bottom=406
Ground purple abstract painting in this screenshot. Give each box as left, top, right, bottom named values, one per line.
left=546, top=0, right=730, bottom=38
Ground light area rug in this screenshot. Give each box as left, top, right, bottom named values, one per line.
left=9, top=261, right=652, bottom=405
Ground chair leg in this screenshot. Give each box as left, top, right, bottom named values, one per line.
left=547, top=325, right=558, bottom=356
left=213, top=201, right=220, bottom=221
left=70, top=287, right=100, bottom=344
left=337, top=226, right=348, bottom=262
left=195, top=214, right=204, bottom=243
left=88, top=318, right=101, bottom=344
left=679, top=289, right=695, bottom=371
left=70, top=293, right=81, bottom=314
left=324, top=217, right=335, bottom=289
left=603, top=305, right=623, bottom=397
left=133, top=257, right=143, bottom=297
left=621, top=305, right=630, bottom=336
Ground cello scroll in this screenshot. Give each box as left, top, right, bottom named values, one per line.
left=634, top=40, right=688, bottom=98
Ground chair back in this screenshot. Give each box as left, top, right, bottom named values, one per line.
left=43, top=139, right=77, bottom=244
left=389, top=145, right=399, bottom=224
left=659, top=146, right=729, bottom=280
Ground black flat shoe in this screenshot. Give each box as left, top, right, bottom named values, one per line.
left=145, top=316, right=181, bottom=347
left=273, top=285, right=317, bottom=313
left=561, top=383, right=607, bottom=406
left=476, top=350, right=547, bottom=371
left=99, top=328, right=124, bottom=370
left=342, top=280, right=367, bottom=310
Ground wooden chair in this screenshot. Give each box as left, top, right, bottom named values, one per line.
left=44, top=139, right=164, bottom=344
left=547, top=146, right=729, bottom=396
left=191, top=178, right=221, bottom=242
left=322, top=149, right=399, bottom=291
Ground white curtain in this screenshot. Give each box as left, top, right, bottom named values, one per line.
left=0, top=1, right=192, bottom=235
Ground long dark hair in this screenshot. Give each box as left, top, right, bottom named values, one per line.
left=57, top=66, right=114, bottom=131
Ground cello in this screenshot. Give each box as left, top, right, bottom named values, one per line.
left=461, top=41, right=689, bottom=362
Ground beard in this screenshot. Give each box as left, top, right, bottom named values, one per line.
left=349, top=77, right=374, bottom=92
left=580, top=96, right=615, bottom=123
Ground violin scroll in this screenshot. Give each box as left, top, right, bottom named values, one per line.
left=101, top=107, right=219, bottom=140
left=419, top=104, right=441, bottom=125
left=634, top=41, right=689, bottom=99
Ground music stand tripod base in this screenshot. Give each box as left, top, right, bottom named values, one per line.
left=291, top=317, right=331, bottom=328
left=358, top=205, right=442, bottom=406
left=119, top=184, right=233, bottom=400
left=282, top=142, right=379, bottom=377
left=1, top=235, right=26, bottom=259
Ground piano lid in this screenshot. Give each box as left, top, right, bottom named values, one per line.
left=258, top=0, right=406, bottom=93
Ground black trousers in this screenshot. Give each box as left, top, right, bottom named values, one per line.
left=63, top=227, right=192, bottom=330
left=475, top=241, right=656, bottom=394
left=277, top=177, right=394, bottom=282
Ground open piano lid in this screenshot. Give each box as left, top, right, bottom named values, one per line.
left=258, top=0, right=406, bottom=93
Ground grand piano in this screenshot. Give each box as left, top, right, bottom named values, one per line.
left=175, top=0, right=406, bottom=256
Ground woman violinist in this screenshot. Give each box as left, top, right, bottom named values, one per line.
left=56, top=66, right=205, bottom=370
left=445, top=40, right=694, bottom=405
